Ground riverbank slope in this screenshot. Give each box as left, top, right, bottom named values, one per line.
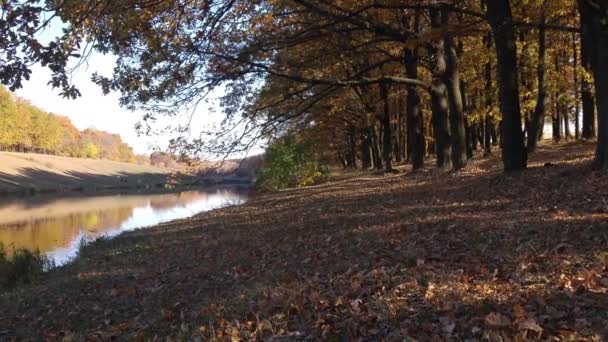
left=1, top=142, right=607, bottom=340
left=0, top=152, right=175, bottom=194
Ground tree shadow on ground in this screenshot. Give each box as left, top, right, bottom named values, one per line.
left=0, top=167, right=178, bottom=195
left=1, top=143, right=607, bottom=340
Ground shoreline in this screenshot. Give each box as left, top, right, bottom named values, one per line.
left=0, top=151, right=253, bottom=197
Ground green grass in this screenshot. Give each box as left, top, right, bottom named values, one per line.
left=0, top=243, right=53, bottom=291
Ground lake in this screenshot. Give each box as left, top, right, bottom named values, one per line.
left=0, top=187, right=249, bottom=266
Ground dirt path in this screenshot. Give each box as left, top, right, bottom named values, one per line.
left=1, top=142, right=607, bottom=340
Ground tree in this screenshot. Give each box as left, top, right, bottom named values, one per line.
left=485, top=0, right=528, bottom=171
left=578, top=0, right=608, bottom=170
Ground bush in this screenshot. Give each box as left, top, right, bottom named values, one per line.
left=256, top=135, right=328, bottom=191
left=0, top=243, right=52, bottom=291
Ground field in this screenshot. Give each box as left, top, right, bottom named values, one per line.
left=0, top=152, right=174, bottom=194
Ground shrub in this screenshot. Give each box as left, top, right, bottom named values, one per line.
left=256, top=135, right=328, bottom=191
left=0, top=243, right=52, bottom=291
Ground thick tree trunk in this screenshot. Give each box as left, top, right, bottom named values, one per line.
left=485, top=0, right=528, bottom=171
left=380, top=82, right=393, bottom=171
left=443, top=8, right=467, bottom=170
left=528, top=25, right=547, bottom=152
left=581, top=79, right=596, bottom=139
left=430, top=7, right=452, bottom=170
left=405, top=49, right=425, bottom=170
left=579, top=0, right=608, bottom=169
left=580, top=1, right=597, bottom=140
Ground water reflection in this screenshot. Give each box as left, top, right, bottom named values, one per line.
left=0, top=187, right=249, bottom=265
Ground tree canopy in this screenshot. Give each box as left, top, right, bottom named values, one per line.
left=1, top=0, right=607, bottom=172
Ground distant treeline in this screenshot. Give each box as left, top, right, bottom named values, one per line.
left=0, top=86, right=146, bottom=164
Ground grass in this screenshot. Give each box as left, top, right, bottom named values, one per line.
left=0, top=243, right=53, bottom=291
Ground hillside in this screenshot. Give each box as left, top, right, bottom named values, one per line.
left=1, top=142, right=606, bottom=339
left=0, top=152, right=174, bottom=195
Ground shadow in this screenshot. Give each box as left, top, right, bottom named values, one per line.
left=0, top=167, right=178, bottom=195
left=1, top=143, right=607, bottom=339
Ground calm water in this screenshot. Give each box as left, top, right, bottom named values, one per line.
left=0, top=187, right=249, bottom=266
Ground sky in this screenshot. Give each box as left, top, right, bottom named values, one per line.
left=14, top=46, right=262, bottom=159
left=12, top=15, right=235, bottom=157
left=14, top=53, right=162, bottom=155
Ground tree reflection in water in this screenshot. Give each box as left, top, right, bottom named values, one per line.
left=0, top=188, right=249, bottom=265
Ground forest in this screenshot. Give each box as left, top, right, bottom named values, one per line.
left=0, top=0, right=606, bottom=176
left=0, top=86, right=143, bottom=163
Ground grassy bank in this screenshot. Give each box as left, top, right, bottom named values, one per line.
left=0, top=152, right=174, bottom=195
left=1, top=142, right=607, bottom=340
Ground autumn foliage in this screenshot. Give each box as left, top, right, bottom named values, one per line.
left=0, top=86, right=141, bottom=163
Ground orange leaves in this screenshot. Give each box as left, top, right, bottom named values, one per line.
left=484, top=312, right=511, bottom=328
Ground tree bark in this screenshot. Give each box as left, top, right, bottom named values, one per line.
left=369, top=125, right=382, bottom=170
left=552, top=93, right=562, bottom=142
left=484, top=60, right=493, bottom=155
left=430, top=7, right=452, bottom=170
left=578, top=0, right=608, bottom=169
left=380, top=82, right=393, bottom=171
left=579, top=1, right=597, bottom=140
left=574, top=32, right=580, bottom=140
left=405, top=49, right=425, bottom=170
left=528, top=25, right=547, bottom=152
left=485, top=0, right=528, bottom=171
left=443, top=7, right=467, bottom=170
left=360, top=130, right=372, bottom=169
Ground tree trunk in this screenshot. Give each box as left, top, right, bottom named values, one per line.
left=443, top=7, right=467, bottom=170
left=461, top=80, right=474, bottom=159
left=574, top=32, right=580, bottom=140
left=552, top=93, right=562, bottom=143
left=485, top=0, right=528, bottom=171
left=580, top=1, right=596, bottom=140
left=563, top=109, right=571, bottom=139
left=484, top=51, right=493, bottom=155
left=528, top=25, right=547, bottom=152
left=360, top=130, right=372, bottom=169
left=430, top=7, right=452, bottom=170
left=578, top=0, right=608, bottom=169
left=369, top=125, right=382, bottom=170
left=380, top=82, right=393, bottom=171
left=405, top=49, right=425, bottom=170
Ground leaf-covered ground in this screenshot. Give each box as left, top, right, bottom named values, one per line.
left=2, top=142, right=608, bottom=340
